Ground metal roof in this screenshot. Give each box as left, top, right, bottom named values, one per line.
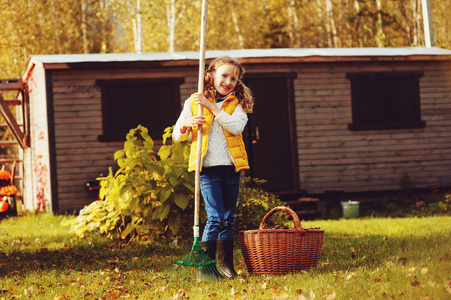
left=29, top=47, right=451, bottom=64
left=22, top=47, right=451, bottom=78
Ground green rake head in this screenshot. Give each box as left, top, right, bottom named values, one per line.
left=165, top=237, right=222, bottom=281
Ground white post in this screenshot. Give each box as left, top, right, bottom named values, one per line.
left=421, top=0, right=434, bottom=47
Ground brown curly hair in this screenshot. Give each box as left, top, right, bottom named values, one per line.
left=204, top=56, right=254, bottom=113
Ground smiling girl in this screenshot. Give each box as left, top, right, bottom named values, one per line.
left=173, top=56, right=254, bottom=278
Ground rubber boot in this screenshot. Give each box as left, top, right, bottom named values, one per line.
left=200, top=241, right=221, bottom=278
left=200, top=241, right=216, bottom=260
left=216, top=239, right=242, bottom=279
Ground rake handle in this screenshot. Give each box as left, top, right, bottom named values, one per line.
left=194, top=0, right=208, bottom=233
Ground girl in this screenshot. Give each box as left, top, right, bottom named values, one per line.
left=172, top=56, right=254, bottom=278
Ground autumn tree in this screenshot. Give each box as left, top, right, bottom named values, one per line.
left=0, top=0, right=121, bottom=78
left=1, top=0, right=451, bottom=79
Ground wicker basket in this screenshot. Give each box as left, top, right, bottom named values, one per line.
left=240, top=206, right=324, bottom=275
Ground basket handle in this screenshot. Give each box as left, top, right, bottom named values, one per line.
left=259, top=206, right=304, bottom=231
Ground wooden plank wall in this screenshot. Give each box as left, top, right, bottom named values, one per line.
left=46, top=58, right=451, bottom=209
left=27, top=63, right=52, bottom=211
left=292, top=60, right=451, bottom=194
left=51, top=67, right=198, bottom=210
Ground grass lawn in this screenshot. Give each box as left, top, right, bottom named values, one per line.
left=0, top=213, right=450, bottom=299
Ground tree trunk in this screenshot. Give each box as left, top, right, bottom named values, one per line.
left=421, top=0, right=434, bottom=47
left=316, top=0, right=324, bottom=47
left=50, top=0, right=62, bottom=53
left=100, top=0, right=108, bottom=53
left=288, top=0, right=300, bottom=47
left=375, top=0, right=384, bottom=47
left=168, top=0, right=176, bottom=52
left=354, top=0, right=362, bottom=47
left=81, top=0, right=88, bottom=54
left=325, top=0, right=338, bottom=47
left=136, top=0, right=143, bottom=53
left=231, top=6, right=244, bottom=48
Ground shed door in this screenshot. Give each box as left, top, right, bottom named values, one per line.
left=243, top=73, right=299, bottom=193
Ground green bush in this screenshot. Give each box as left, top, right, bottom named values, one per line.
left=71, top=125, right=196, bottom=243
left=409, top=191, right=451, bottom=217
left=235, top=177, right=290, bottom=232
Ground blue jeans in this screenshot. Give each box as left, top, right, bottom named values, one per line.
left=200, top=166, right=241, bottom=241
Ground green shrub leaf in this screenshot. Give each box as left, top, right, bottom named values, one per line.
left=174, top=193, right=189, bottom=209
left=114, top=150, right=125, bottom=160
left=167, top=215, right=181, bottom=234
left=120, top=222, right=135, bottom=239
left=156, top=203, right=171, bottom=221
left=160, top=185, right=172, bottom=202
left=159, top=146, right=171, bottom=160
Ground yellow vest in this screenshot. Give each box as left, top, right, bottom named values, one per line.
left=188, top=93, right=249, bottom=172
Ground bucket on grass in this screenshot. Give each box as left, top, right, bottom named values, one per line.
left=341, top=200, right=359, bottom=219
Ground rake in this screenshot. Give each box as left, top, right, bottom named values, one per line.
left=165, top=0, right=222, bottom=281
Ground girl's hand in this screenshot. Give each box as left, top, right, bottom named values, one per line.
left=180, top=115, right=206, bottom=134
left=192, top=92, right=221, bottom=116
left=192, top=92, right=212, bottom=109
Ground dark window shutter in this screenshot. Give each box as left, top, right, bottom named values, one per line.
left=97, top=78, right=184, bottom=141
left=347, top=72, right=425, bottom=130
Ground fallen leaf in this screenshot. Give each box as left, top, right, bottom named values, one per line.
left=325, top=291, right=336, bottom=300
left=396, top=257, right=407, bottom=265
left=346, top=272, right=356, bottom=280
left=411, top=280, right=420, bottom=287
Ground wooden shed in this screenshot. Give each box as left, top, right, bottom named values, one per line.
left=10, top=47, right=451, bottom=212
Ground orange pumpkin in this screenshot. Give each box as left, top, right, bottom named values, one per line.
left=0, top=167, right=11, bottom=187
left=0, top=200, right=8, bottom=212
left=0, top=169, right=11, bottom=180
left=0, top=185, right=18, bottom=196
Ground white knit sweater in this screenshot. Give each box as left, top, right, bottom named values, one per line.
left=172, top=98, right=248, bottom=167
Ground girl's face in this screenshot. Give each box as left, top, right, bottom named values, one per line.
left=213, top=64, right=240, bottom=96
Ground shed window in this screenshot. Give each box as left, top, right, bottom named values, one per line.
left=347, top=72, right=425, bottom=130
left=97, top=78, right=184, bottom=141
